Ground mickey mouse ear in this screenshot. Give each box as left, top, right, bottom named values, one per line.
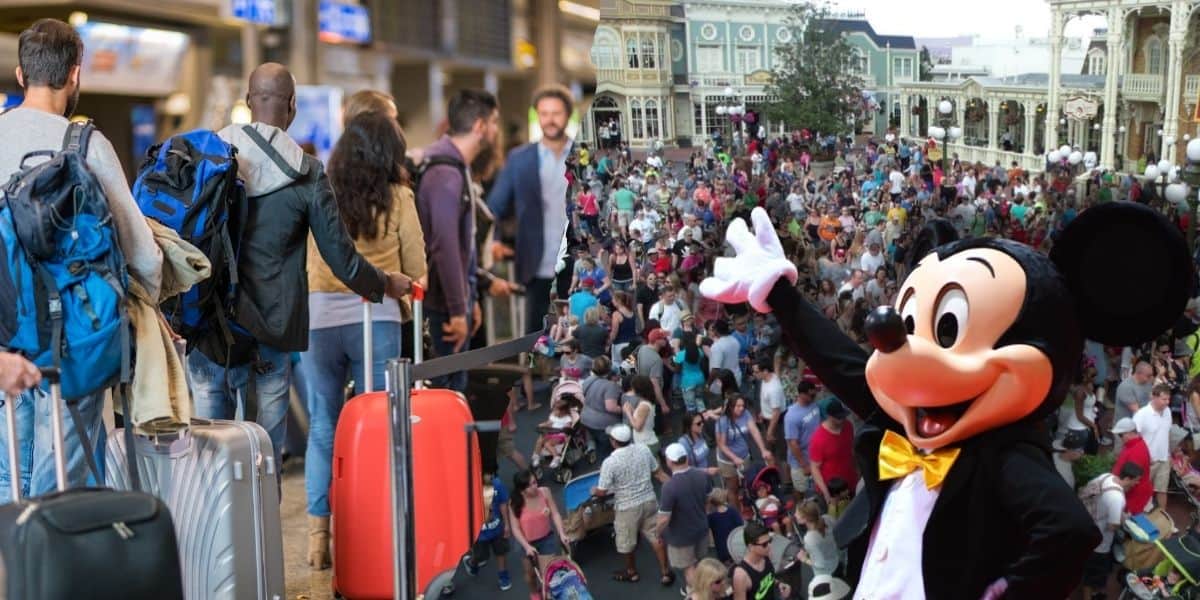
left=1050, top=202, right=1193, bottom=347
left=907, top=219, right=960, bottom=271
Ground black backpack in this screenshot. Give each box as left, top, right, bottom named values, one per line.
left=408, top=155, right=493, bottom=252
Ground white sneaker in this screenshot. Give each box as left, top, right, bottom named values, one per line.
left=532, top=455, right=541, bottom=468
left=550, top=456, right=563, bottom=469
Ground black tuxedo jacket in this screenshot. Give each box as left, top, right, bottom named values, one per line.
left=766, top=282, right=1100, bottom=600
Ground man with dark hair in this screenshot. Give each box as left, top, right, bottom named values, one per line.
left=0, top=18, right=163, bottom=500
left=1080, top=461, right=1142, bottom=600
left=733, top=521, right=790, bottom=599
left=199, top=63, right=411, bottom=525
left=416, top=89, right=500, bottom=391
left=488, top=84, right=576, bottom=333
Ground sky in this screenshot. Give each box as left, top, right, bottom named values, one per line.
left=829, top=0, right=1105, bottom=41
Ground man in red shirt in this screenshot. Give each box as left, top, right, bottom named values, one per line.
left=1112, top=417, right=1153, bottom=514
left=808, top=399, right=857, bottom=503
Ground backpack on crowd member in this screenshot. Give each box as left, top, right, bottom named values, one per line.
left=406, top=154, right=495, bottom=253
left=133, top=129, right=254, bottom=365
left=1078, top=472, right=1122, bottom=523
left=0, top=120, right=131, bottom=400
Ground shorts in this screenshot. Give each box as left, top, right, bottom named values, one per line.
left=544, top=433, right=568, bottom=445
left=790, top=468, right=813, bottom=495
left=498, top=426, right=515, bottom=458
left=718, top=459, right=738, bottom=481
left=530, top=533, right=559, bottom=556
left=1152, top=460, right=1171, bottom=492
left=614, top=500, right=659, bottom=553
left=472, top=535, right=510, bottom=562
left=667, top=537, right=710, bottom=570
left=1082, top=550, right=1114, bottom=588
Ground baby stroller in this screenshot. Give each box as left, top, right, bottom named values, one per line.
left=1121, top=531, right=1200, bottom=599
left=533, top=380, right=597, bottom=484
left=530, top=553, right=592, bottom=600
left=561, top=470, right=615, bottom=555
left=739, top=461, right=786, bottom=524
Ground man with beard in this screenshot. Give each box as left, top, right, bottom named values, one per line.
left=0, top=19, right=163, bottom=495
left=416, top=89, right=500, bottom=391
left=488, top=85, right=575, bottom=333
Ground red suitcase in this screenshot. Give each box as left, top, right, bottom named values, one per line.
left=330, top=287, right=485, bottom=599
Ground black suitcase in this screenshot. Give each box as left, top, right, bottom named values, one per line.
left=0, top=368, right=184, bottom=600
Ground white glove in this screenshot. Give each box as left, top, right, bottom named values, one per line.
left=699, top=207, right=797, bottom=314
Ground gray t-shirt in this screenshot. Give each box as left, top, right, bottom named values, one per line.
left=637, top=344, right=664, bottom=381
left=0, top=108, right=160, bottom=295
left=1114, top=378, right=1153, bottom=421
left=784, top=402, right=822, bottom=469
left=658, top=468, right=712, bottom=546
left=710, top=336, right=742, bottom=386
left=580, top=375, right=623, bottom=430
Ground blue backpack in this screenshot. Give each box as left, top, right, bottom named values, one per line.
left=0, top=121, right=130, bottom=400
left=134, top=129, right=252, bottom=366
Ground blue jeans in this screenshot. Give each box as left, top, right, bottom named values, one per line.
left=186, top=344, right=291, bottom=480
left=0, top=388, right=105, bottom=503
left=425, top=310, right=471, bottom=392
left=300, top=321, right=400, bottom=516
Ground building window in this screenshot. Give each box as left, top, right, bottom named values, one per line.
left=591, top=29, right=621, bottom=69
left=697, top=44, right=724, bottom=72
left=626, top=36, right=639, bottom=69
left=736, top=47, right=761, bottom=74
left=1087, top=49, right=1106, bottom=76
left=644, top=99, right=660, bottom=139
left=694, top=101, right=705, bottom=137
left=630, top=100, right=643, bottom=139
left=849, top=47, right=868, bottom=76
left=892, top=57, right=913, bottom=79
left=1146, top=37, right=1163, bottom=75
left=641, top=36, right=657, bottom=69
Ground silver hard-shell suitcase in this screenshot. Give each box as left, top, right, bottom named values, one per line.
left=105, top=418, right=285, bottom=600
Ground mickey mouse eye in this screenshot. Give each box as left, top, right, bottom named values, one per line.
left=933, top=287, right=969, bottom=349
left=899, top=290, right=917, bottom=336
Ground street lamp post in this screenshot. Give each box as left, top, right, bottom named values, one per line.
left=1178, top=138, right=1200, bottom=251
left=714, top=86, right=744, bottom=153
left=929, top=99, right=962, bottom=177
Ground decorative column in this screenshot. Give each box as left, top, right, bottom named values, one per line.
left=700, top=99, right=708, bottom=140
left=1024, top=100, right=1037, bottom=155
left=1045, top=8, right=1065, bottom=152
left=1100, top=6, right=1124, bottom=170
left=988, top=103, right=1000, bottom=150
left=1162, top=2, right=1188, bottom=162
left=899, top=93, right=910, bottom=140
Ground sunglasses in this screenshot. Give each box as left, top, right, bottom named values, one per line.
left=750, top=537, right=772, bottom=548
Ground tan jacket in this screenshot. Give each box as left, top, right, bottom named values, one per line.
left=307, top=184, right=427, bottom=320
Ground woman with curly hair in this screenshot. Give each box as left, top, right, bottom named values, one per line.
left=300, top=110, right=426, bottom=569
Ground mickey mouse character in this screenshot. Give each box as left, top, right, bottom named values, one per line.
left=701, top=204, right=1192, bottom=599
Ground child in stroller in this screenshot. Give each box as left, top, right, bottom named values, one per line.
left=740, top=461, right=791, bottom=533
left=533, top=382, right=597, bottom=483
left=1122, top=531, right=1200, bottom=599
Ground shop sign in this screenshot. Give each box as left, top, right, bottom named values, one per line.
left=319, top=1, right=371, bottom=45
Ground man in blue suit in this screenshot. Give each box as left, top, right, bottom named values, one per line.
left=488, top=85, right=575, bottom=333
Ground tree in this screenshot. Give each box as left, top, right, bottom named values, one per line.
left=764, top=2, right=864, bottom=138
left=919, top=46, right=935, bottom=82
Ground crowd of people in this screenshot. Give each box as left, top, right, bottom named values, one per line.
left=8, top=17, right=1200, bottom=600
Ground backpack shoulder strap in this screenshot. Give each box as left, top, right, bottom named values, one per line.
left=419, top=155, right=471, bottom=203
left=241, top=125, right=304, bottom=180
left=62, top=120, right=95, bottom=157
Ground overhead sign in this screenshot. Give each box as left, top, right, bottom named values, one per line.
left=319, top=0, right=371, bottom=45
left=230, top=0, right=282, bottom=26
left=75, top=23, right=190, bottom=97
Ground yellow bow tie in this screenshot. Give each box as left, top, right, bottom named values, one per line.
left=877, top=430, right=961, bottom=490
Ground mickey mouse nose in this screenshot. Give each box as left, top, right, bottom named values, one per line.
left=865, top=306, right=908, bottom=354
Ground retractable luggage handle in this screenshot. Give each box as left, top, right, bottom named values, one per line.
left=363, top=282, right=423, bottom=395
left=4, top=367, right=69, bottom=501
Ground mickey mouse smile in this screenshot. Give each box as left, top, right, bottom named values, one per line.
left=915, top=399, right=976, bottom=438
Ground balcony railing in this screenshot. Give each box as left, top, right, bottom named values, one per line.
left=600, top=0, right=672, bottom=18
left=596, top=68, right=672, bottom=86
left=1186, top=75, right=1200, bottom=104
left=694, top=73, right=745, bottom=88
left=1123, top=73, right=1164, bottom=101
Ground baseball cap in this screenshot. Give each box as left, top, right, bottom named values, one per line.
left=1111, top=418, right=1137, bottom=435
left=607, top=424, right=632, bottom=443
left=581, top=277, right=596, bottom=288
left=680, top=311, right=694, bottom=321
left=1053, top=430, right=1088, bottom=452
left=648, top=329, right=669, bottom=344
left=664, top=443, right=688, bottom=463
left=825, top=399, right=848, bottom=420
left=809, top=575, right=851, bottom=600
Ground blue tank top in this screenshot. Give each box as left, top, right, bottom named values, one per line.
left=615, top=310, right=638, bottom=344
